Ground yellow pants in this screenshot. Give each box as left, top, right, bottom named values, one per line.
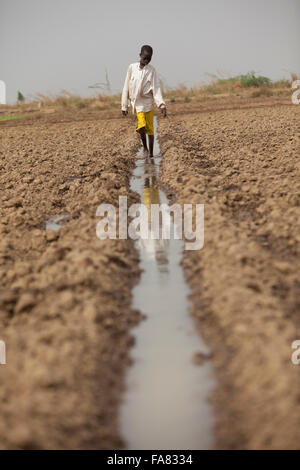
left=136, top=109, right=154, bottom=135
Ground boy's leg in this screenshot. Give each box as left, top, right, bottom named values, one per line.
left=139, top=127, right=148, bottom=151
left=145, top=110, right=154, bottom=157
left=148, top=135, right=154, bottom=157
left=136, top=112, right=148, bottom=151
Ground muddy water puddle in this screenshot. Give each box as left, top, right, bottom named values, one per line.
left=120, top=117, right=215, bottom=449
left=45, top=212, right=70, bottom=231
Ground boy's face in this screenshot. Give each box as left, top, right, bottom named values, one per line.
left=139, top=51, right=152, bottom=68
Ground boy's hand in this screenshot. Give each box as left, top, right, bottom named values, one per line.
left=160, top=106, right=167, bottom=117
left=122, top=110, right=128, bottom=116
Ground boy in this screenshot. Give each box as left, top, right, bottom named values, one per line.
left=121, top=45, right=167, bottom=158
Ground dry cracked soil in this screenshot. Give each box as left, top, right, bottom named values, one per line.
left=0, top=97, right=300, bottom=449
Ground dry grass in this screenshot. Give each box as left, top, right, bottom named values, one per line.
left=0, top=90, right=121, bottom=116
left=0, top=72, right=298, bottom=117
left=164, top=72, right=298, bottom=103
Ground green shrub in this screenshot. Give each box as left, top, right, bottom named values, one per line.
left=238, top=71, right=271, bottom=88
left=17, top=91, right=25, bottom=103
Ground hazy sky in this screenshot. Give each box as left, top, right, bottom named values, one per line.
left=1, top=0, right=300, bottom=103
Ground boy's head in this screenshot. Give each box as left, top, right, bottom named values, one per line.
left=139, top=45, right=153, bottom=67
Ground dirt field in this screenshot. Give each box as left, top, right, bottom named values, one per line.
left=0, top=112, right=141, bottom=449
left=158, top=98, right=300, bottom=449
left=0, top=97, right=300, bottom=449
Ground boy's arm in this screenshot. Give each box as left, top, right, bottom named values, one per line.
left=121, top=65, right=131, bottom=113
left=152, top=68, right=166, bottom=114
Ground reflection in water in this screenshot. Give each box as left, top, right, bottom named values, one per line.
left=120, top=117, right=215, bottom=450
left=140, top=157, right=169, bottom=269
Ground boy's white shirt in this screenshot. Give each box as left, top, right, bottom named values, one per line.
left=121, top=62, right=166, bottom=113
